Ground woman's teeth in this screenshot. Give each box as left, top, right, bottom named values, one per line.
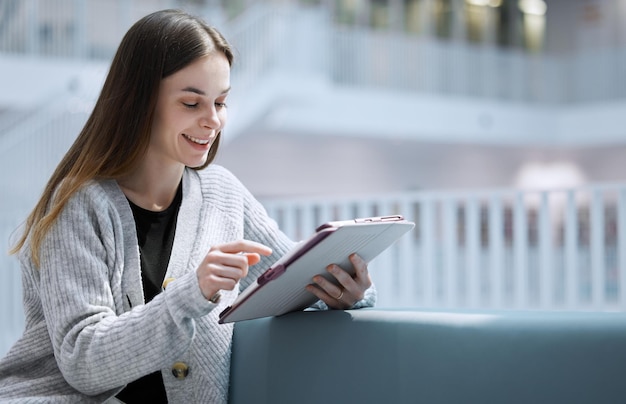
left=184, top=134, right=210, bottom=145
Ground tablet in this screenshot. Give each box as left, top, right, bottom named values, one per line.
left=218, top=215, right=415, bottom=323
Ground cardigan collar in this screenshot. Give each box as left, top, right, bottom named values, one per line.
left=101, top=168, right=204, bottom=309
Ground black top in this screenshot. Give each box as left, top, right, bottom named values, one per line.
left=116, top=183, right=182, bottom=403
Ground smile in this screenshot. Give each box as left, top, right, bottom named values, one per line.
left=183, top=134, right=211, bottom=145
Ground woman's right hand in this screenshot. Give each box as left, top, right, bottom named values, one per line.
left=196, top=240, right=272, bottom=301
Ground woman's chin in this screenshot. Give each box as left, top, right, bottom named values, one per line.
left=186, top=155, right=209, bottom=169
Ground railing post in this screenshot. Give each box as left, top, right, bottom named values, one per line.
left=619, top=188, right=626, bottom=308
left=442, top=197, right=458, bottom=308
left=299, top=202, right=315, bottom=239
left=564, top=190, right=579, bottom=309
left=538, top=191, right=553, bottom=309
left=376, top=198, right=399, bottom=306
left=489, top=194, right=504, bottom=308
left=398, top=197, right=417, bottom=307
left=283, top=204, right=299, bottom=241
left=466, top=197, right=480, bottom=307
left=513, top=191, right=528, bottom=308
left=590, top=189, right=605, bottom=309
left=420, top=197, right=435, bottom=307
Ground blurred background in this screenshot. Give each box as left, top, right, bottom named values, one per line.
left=3, top=0, right=626, bottom=355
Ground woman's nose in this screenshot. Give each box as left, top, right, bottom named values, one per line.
left=201, top=106, right=221, bottom=129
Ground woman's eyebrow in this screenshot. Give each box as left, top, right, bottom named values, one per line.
left=181, top=86, right=231, bottom=95
left=182, top=86, right=206, bottom=95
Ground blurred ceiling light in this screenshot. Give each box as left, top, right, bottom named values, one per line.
left=515, top=161, right=586, bottom=191
left=466, top=0, right=502, bottom=7
left=518, top=0, right=547, bottom=16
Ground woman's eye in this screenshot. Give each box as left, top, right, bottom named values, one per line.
left=215, top=102, right=228, bottom=109
left=183, top=102, right=198, bottom=108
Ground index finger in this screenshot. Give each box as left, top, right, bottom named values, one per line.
left=212, top=240, right=273, bottom=256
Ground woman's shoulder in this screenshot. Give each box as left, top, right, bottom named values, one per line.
left=194, top=164, right=237, bottom=181
left=59, top=179, right=128, bottom=223
left=36, top=179, right=131, bottom=255
left=68, top=179, right=123, bottom=206
left=191, top=164, right=245, bottom=192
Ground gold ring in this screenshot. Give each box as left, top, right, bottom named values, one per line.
left=209, top=291, right=222, bottom=304
left=335, top=290, right=344, bottom=300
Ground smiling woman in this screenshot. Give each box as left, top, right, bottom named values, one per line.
left=0, top=9, right=376, bottom=404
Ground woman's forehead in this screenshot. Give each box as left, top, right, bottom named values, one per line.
left=161, top=53, right=231, bottom=95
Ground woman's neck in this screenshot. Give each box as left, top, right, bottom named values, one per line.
left=118, top=163, right=184, bottom=212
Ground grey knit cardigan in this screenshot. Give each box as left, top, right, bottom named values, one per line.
left=0, top=165, right=377, bottom=403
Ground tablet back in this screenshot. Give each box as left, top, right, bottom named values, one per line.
left=219, top=217, right=415, bottom=323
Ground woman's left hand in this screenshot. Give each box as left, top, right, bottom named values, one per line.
left=305, top=253, right=372, bottom=309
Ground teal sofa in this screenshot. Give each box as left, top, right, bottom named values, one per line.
left=229, top=308, right=626, bottom=404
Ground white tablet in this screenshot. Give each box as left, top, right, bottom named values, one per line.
left=218, top=215, right=415, bottom=323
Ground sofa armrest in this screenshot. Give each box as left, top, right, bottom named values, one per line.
left=229, top=308, right=626, bottom=404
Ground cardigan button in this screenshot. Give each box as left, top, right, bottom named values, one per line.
left=162, top=277, right=176, bottom=289
left=171, top=362, right=189, bottom=379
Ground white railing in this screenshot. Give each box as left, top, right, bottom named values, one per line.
left=261, top=185, right=626, bottom=311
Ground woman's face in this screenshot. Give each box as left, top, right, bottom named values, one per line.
left=150, top=52, right=231, bottom=169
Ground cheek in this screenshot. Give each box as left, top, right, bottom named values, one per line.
left=150, top=111, right=182, bottom=148
left=157, top=112, right=186, bottom=136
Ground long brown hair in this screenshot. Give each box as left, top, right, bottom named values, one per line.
left=11, top=9, right=234, bottom=265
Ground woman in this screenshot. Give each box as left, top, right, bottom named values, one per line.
left=0, top=9, right=375, bottom=403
